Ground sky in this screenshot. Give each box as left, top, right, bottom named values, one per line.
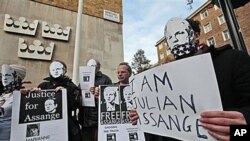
left=122, top=0, right=207, bottom=65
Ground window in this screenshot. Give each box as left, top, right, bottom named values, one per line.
left=203, top=23, right=212, bottom=33
left=200, top=10, right=208, bottom=20
left=160, top=52, right=165, bottom=60
left=166, top=50, right=171, bottom=56
left=218, top=15, right=225, bottom=25
left=207, top=37, right=216, bottom=46
left=222, top=30, right=230, bottom=41
left=158, top=44, right=163, bottom=50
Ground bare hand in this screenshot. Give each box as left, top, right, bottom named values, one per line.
left=129, top=108, right=139, bottom=125
left=55, top=86, right=64, bottom=92
left=20, top=88, right=30, bottom=95
left=200, top=111, right=246, bottom=141
left=30, top=87, right=41, bottom=92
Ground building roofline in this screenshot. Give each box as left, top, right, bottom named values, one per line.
left=186, top=0, right=213, bottom=19
left=155, top=0, right=213, bottom=48
left=155, top=36, right=166, bottom=47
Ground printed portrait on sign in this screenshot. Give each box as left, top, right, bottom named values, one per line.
left=44, top=98, right=58, bottom=113
left=100, top=85, right=121, bottom=125
left=83, top=75, right=90, bottom=82
left=100, top=86, right=120, bottom=112
left=19, top=90, right=63, bottom=123
left=26, top=124, right=40, bottom=137
left=120, top=85, right=133, bottom=124
left=107, top=133, right=116, bottom=141
left=129, top=132, right=138, bottom=141
left=120, top=85, right=133, bottom=111
left=85, top=92, right=91, bottom=98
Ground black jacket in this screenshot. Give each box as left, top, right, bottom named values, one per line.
left=210, top=44, right=250, bottom=124
left=38, top=76, right=82, bottom=141
left=78, top=71, right=112, bottom=127
left=146, top=45, right=250, bottom=141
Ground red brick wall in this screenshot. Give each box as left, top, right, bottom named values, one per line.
left=30, top=0, right=123, bottom=23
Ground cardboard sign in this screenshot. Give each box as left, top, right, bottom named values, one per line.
left=10, top=89, right=68, bottom=141
left=130, top=53, right=223, bottom=141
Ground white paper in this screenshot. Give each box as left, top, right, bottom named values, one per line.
left=11, top=89, right=68, bottom=141
left=79, top=66, right=95, bottom=107
left=98, top=85, right=145, bottom=141
left=130, top=53, right=223, bottom=141
left=81, top=90, right=95, bottom=107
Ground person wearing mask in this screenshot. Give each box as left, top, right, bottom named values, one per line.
left=0, top=64, right=26, bottom=141
left=129, top=17, right=250, bottom=141
left=78, top=59, right=112, bottom=141
left=36, top=60, right=82, bottom=141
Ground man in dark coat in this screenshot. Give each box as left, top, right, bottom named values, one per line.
left=38, top=60, right=82, bottom=141
left=78, top=59, right=112, bottom=141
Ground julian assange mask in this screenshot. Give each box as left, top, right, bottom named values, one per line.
left=1, top=64, right=15, bottom=86
left=49, top=61, right=66, bottom=78
left=164, top=17, right=195, bottom=59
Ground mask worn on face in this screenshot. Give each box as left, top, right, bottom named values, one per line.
left=1, top=64, right=21, bottom=93
left=49, top=61, right=66, bottom=79
left=164, top=17, right=197, bottom=59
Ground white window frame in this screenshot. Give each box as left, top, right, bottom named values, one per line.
left=158, top=44, right=163, bottom=50
left=160, top=52, right=165, bottom=60
left=203, top=23, right=212, bottom=34
left=222, top=30, right=230, bottom=41
left=200, top=10, right=208, bottom=20
left=207, top=37, right=216, bottom=46
left=217, top=15, right=225, bottom=25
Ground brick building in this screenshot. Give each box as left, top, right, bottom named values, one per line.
left=155, top=0, right=250, bottom=64
left=0, top=0, right=123, bottom=86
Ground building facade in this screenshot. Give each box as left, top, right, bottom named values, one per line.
left=155, top=0, right=250, bottom=64
left=0, top=0, right=123, bottom=86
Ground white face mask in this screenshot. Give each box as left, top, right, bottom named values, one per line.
left=1, top=65, right=15, bottom=86
left=49, top=62, right=65, bottom=78
left=165, top=17, right=195, bottom=59
left=87, top=59, right=97, bottom=67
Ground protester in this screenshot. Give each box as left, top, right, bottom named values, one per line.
left=101, top=86, right=120, bottom=112
left=36, top=60, right=82, bottom=141
left=0, top=64, right=26, bottom=141
left=129, top=17, right=250, bottom=141
left=78, top=59, right=112, bottom=141
left=114, top=62, right=132, bottom=85
left=0, top=73, right=4, bottom=95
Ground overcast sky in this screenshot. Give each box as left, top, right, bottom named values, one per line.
left=122, top=0, right=207, bottom=65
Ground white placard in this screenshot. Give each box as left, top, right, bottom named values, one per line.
left=11, top=89, right=68, bottom=141
left=79, top=66, right=95, bottom=107
left=103, top=10, right=120, bottom=23
left=130, top=53, right=223, bottom=141
left=98, top=85, right=145, bottom=141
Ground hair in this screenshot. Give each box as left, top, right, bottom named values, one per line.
left=95, top=59, right=101, bottom=71
left=119, top=62, right=132, bottom=76
left=186, top=19, right=201, bottom=35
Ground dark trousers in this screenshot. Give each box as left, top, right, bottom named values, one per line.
left=145, top=133, right=180, bottom=141
left=82, top=127, right=98, bottom=141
